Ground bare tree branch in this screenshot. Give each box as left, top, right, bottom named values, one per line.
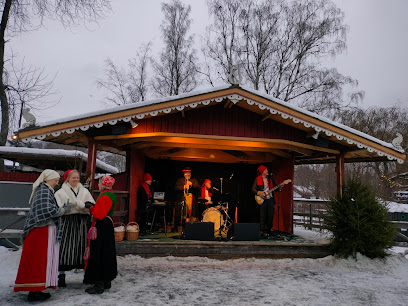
left=151, top=0, right=198, bottom=97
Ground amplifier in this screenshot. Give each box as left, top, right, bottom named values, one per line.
left=185, top=222, right=214, bottom=241
left=232, top=223, right=260, bottom=241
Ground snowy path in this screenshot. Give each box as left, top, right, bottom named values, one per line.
left=1, top=246, right=407, bottom=306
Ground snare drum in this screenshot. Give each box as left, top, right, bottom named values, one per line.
left=202, top=207, right=224, bottom=232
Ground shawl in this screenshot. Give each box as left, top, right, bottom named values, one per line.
left=55, top=182, right=95, bottom=214
left=256, top=175, right=273, bottom=189
left=141, top=182, right=152, bottom=199
left=22, top=183, right=62, bottom=242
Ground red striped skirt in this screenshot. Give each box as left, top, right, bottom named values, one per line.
left=14, top=225, right=59, bottom=292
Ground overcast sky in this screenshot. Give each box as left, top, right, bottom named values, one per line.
left=9, top=0, right=408, bottom=124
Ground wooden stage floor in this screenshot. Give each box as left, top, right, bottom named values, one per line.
left=116, top=230, right=332, bottom=259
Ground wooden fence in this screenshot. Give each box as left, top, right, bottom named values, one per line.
left=293, top=198, right=408, bottom=243
left=293, top=198, right=329, bottom=230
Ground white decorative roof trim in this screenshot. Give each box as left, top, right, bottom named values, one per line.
left=21, top=91, right=404, bottom=164
left=228, top=94, right=240, bottom=104
left=231, top=95, right=404, bottom=164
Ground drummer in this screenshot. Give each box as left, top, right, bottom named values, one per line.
left=199, top=179, right=216, bottom=217
left=201, top=179, right=213, bottom=205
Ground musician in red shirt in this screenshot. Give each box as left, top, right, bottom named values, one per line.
left=251, top=165, right=280, bottom=238
left=137, top=173, right=154, bottom=232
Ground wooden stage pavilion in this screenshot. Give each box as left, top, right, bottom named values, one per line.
left=14, top=85, right=405, bottom=258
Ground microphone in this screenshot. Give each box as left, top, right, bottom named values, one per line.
left=212, top=187, right=219, bottom=191
left=229, top=173, right=234, bottom=180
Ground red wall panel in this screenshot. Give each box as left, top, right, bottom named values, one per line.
left=133, top=104, right=306, bottom=143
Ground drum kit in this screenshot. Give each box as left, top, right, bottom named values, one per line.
left=199, top=194, right=233, bottom=239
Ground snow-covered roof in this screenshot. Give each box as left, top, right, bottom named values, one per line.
left=0, top=146, right=119, bottom=174
left=386, top=201, right=408, bottom=213
left=17, top=85, right=405, bottom=164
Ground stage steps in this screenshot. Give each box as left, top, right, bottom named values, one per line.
left=115, top=232, right=332, bottom=259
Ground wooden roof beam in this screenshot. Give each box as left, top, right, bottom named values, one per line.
left=131, top=141, right=292, bottom=157
left=98, top=133, right=337, bottom=156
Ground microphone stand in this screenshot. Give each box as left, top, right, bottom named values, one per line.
left=276, top=192, right=280, bottom=232
left=181, top=177, right=189, bottom=239
left=180, top=200, right=186, bottom=239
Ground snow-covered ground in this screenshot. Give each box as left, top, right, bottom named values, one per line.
left=1, top=227, right=407, bottom=306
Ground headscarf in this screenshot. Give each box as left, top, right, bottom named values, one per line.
left=30, top=169, right=60, bottom=201
left=100, top=175, right=115, bottom=189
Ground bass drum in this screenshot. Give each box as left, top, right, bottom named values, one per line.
left=202, top=207, right=223, bottom=232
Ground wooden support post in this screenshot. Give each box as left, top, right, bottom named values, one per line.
left=128, top=147, right=145, bottom=222
left=336, top=153, right=345, bottom=197
left=86, top=138, right=98, bottom=192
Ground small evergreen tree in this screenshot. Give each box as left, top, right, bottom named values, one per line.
left=324, top=178, right=397, bottom=259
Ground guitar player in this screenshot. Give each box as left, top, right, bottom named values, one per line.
left=251, top=165, right=282, bottom=238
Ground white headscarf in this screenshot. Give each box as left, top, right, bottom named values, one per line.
left=30, top=169, right=60, bottom=201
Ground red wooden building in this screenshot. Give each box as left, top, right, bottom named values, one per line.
left=15, top=85, right=406, bottom=234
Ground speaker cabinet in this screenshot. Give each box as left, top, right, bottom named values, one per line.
left=185, top=222, right=214, bottom=241
left=232, top=223, right=260, bottom=241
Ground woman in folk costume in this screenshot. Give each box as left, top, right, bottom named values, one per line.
left=54, top=169, right=95, bottom=287
left=14, top=169, right=72, bottom=302
left=83, top=175, right=118, bottom=294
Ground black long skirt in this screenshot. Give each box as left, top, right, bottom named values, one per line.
left=83, top=217, right=117, bottom=283
left=59, top=214, right=89, bottom=271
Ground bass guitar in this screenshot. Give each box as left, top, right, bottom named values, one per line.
left=255, top=179, right=292, bottom=205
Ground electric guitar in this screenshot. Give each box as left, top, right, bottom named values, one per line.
left=255, top=179, right=292, bottom=205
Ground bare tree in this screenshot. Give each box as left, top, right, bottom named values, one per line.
left=4, top=52, right=60, bottom=133
left=204, top=0, right=364, bottom=115
left=151, top=0, right=198, bottom=97
left=96, top=58, right=129, bottom=106
left=204, top=0, right=246, bottom=85
left=0, top=0, right=111, bottom=150
left=295, top=163, right=336, bottom=199
left=337, top=105, right=408, bottom=198
left=97, top=43, right=151, bottom=106
left=128, top=42, right=151, bottom=103
left=240, top=0, right=280, bottom=90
